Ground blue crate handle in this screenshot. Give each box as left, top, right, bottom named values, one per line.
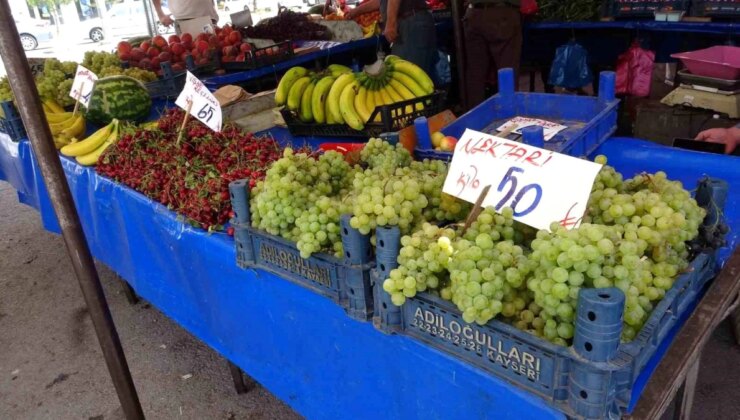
left=373, top=226, right=402, bottom=332
left=340, top=215, right=374, bottom=319
left=569, top=287, right=624, bottom=418
left=696, top=177, right=728, bottom=226
left=414, top=117, right=433, bottom=150
left=598, top=72, right=616, bottom=102
left=522, top=125, right=545, bottom=148
left=229, top=180, right=251, bottom=224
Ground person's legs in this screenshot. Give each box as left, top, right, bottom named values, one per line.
left=463, top=9, right=491, bottom=109
left=392, top=11, right=438, bottom=78
left=487, top=7, right=522, bottom=86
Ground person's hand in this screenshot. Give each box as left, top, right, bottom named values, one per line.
left=158, top=14, right=174, bottom=26
left=695, top=127, right=740, bottom=154
left=383, top=22, right=398, bottom=43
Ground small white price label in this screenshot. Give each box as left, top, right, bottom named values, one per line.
left=68, top=65, right=98, bottom=108
left=176, top=71, right=222, bottom=132
left=443, top=129, right=603, bottom=231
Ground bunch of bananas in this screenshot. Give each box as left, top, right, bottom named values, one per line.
left=42, top=100, right=87, bottom=149
left=275, top=55, right=434, bottom=131
left=60, top=119, right=119, bottom=166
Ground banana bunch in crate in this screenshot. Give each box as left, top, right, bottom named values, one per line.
left=275, top=56, right=434, bottom=131
left=41, top=100, right=86, bottom=149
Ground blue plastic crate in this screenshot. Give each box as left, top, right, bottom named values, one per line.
left=229, top=180, right=375, bottom=321
left=372, top=177, right=726, bottom=419
left=414, top=69, right=619, bottom=161
left=0, top=101, right=26, bottom=142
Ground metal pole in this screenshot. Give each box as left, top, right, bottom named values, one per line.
left=450, top=0, right=468, bottom=110
left=0, top=1, right=145, bottom=419
left=142, top=0, right=157, bottom=38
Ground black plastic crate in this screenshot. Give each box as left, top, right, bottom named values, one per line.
left=0, top=101, right=26, bottom=142
left=221, top=41, right=295, bottom=71
left=691, top=0, right=740, bottom=16
left=281, top=91, right=446, bottom=138
left=144, top=62, right=186, bottom=99
left=604, top=0, right=690, bottom=17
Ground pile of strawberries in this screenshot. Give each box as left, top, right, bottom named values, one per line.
left=96, top=108, right=283, bottom=232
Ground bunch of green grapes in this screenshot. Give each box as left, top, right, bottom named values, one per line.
left=294, top=196, right=350, bottom=258
left=383, top=223, right=456, bottom=305
left=442, top=207, right=533, bottom=326
left=410, top=158, right=472, bottom=224
left=83, top=51, right=121, bottom=74
left=251, top=149, right=354, bottom=253
left=349, top=166, right=429, bottom=235
left=360, top=137, right=411, bottom=171
left=0, top=76, right=12, bottom=102
left=123, top=68, right=158, bottom=83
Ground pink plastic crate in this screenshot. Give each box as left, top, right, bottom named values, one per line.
left=671, top=46, right=740, bottom=80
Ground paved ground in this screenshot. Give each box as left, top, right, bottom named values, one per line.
left=0, top=180, right=738, bottom=419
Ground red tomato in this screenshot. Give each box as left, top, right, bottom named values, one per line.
left=181, top=33, right=193, bottom=44
left=158, top=51, right=172, bottom=62
left=196, top=40, right=209, bottom=53
left=171, top=42, right=185, bottom=56
left=130, top=47, right=145, bottom=61
left=147, top=47, right=160, bottom=58
left=168, top=34, right=181, bottom=45
left=117, top=41, right=132, bottom=55
left=152, top=35, right=167, bottom=48
left=140, top=41, right=151, bottom=51
left=228, top=31, right=241, bottom=45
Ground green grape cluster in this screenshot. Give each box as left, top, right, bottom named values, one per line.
left=443, top=208, right=533, bottom=325
left=359, top=137, right=411, bottom=170
left=294, top=196, right=349, bottom=259
left=383, top=223, right=457, bottom=305
left=251, top=149, right=356, bottom=257
left=0, top=76, right=12, bottom=102
left=99, top=66, right=158, bottom=83
left=83, top=51, right=121, bottom=74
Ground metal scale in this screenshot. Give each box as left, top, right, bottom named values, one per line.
left=662, top=70, right=740, bottom=118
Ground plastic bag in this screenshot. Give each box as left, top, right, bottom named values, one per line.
left=548, top=41, right=592, bottom=89
left=520, top=0, right=539, bottom=16
left=434, top=50, right=452, bottom=86
left=615, top=41, right=655, bottom=97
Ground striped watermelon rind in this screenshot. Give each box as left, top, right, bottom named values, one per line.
left=85, top=76, right=152, bottom=125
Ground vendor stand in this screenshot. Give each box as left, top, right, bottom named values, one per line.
left=0, top=2, right=738, bottom=418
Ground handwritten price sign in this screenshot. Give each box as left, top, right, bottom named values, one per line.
left=443, top=129, right=602, bottom=231
left=68, top=65, right=98, bottom=108
left=176, top=71, right=222, bottom=132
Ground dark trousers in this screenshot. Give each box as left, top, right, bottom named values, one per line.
left=463, top=5, right=522, bottom=109
left=391, top=10, right=438, bottom=80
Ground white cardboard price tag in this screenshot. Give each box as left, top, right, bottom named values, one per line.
left=176, top=71, right=222, bottom=132
left=68, top=65, right=98, bottom=108
left=442, top=128, right=602, bottom=231
left=496, top=117, right=567, bottom=141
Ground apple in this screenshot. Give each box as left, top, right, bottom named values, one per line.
left=431, top=131, right=445, bottom=148
left=117, top=41, right=132, bottom=55
left=171, top=42, right=185, bottom=56
left=147, top=47, right=160, bottom=58
left=168, top=34, right=181, bottom=44
left=239, top=43, right=252, bottom=53
left=139, top=41, right=151, bottom=51
left=439, top=136, right=458, bottom=152
left=181, top=33, right=193, bottom=44
left=152, top=35, right=167, bottom=48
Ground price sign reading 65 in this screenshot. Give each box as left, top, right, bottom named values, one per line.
left=443, top=129, right=602, bottom=231
left=176, top=71, right=222, bottom=132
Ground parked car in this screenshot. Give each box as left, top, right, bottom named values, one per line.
left=83, top=1, right=172, bottom=42
left=15, top=17, right=54, bottom=51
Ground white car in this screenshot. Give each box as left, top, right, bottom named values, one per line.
left=84, top=1, right=172, bottom=42
left=15, top=17, right=54, bottom=51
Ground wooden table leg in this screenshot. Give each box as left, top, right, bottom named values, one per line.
left=673, top=359, right=700, bottom=420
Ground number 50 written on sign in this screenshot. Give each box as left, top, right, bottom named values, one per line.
left=458, top=165, right=543, bottom=217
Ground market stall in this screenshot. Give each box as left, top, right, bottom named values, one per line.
left=0, top=1, right=739, bottom=418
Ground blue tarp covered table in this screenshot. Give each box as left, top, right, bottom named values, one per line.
left=0, top=133, right=737, bottom=419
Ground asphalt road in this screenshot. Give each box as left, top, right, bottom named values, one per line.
left=0, top=180, right=738, bottom=419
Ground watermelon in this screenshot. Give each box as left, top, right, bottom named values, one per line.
left=85, top=75, right=151, bottom=125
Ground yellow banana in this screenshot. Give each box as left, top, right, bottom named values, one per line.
left=299, top=81, right=316, bottom=123
left=326, top=101, right=336, bottom=124
left=327, top=73, right=355, bottom=124
left=140, top=121, right=159, bottom=130
left=43, top=99, right=65, bottom=113
left=60, top=115, right=86, bottom=139
left=390, top=71, right=427, bottom=98
left=286, top=76, right=311, bottom=112
left=365, top=87, right=378, bottom=121
left=327, top=64, right=352, bottom=78
left=275, top=67, right=308, bottom=106
left=54, top=133, right=73, bottom=150
left=49, top=114, right=79, bottom=136
left=339, top=81, right=363, bottom=131
left=76, top=123, right=118, bottom=166
left=60, top=119, right=116, bottom=157
left=388, top=78, right=421, bottom=113
left=45, top=111, right=75, bottom=123
left=42, top=102, right=53, bottom=114
left=383, top=84, right=407, bottom=118
left=354, top=86, right=371, bottom=124
left=378, top=87, right=393, bottom=108
left=311, top=76, right=335, bottom=124
left=389, top=60, right=434, bottom=95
